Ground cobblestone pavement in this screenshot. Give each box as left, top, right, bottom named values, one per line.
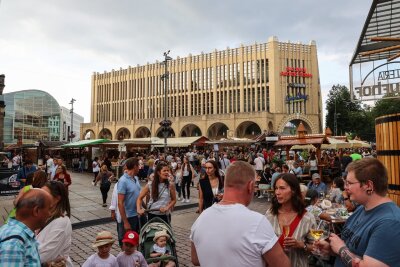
left=71, top=198, right=271, bottom=266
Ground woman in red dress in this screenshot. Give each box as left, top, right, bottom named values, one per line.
left=54, top=165, right=72, bottom=190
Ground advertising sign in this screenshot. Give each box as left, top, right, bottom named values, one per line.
left=0, top=171, right=20, bottom=196
left=352, top=61, right=400, bottom=101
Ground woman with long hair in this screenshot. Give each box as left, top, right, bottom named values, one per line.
left=37, top=181, right=73, bottom=267
left=181, top=157, right=195, bottom=203
left=198, top=160, right=223, bottom=213
left=31, top=170, right=48, bottom=188
left=308, top=152, right=318, bottom=176
left=53, top=165, right=72, bottom=189
left=174, top=162, right=183, bottom=201
left=265, top=173, right=316, bottom=267
left=137, top=161, right=177, bottom=224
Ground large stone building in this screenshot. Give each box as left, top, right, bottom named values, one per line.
left=81, top=36, right=323, bottom=140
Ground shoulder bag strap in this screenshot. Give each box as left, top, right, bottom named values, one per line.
left=0, top=235, right=25, bottom=244
left=148, top=184, right=168, bottom=210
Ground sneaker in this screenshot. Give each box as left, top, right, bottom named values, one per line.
left=177, top=197, right=181, bottom=201
left=102, top=203, right=107, bottom=207
left=258, top=195, right=264, bottom=199
left=181, top=198, right=186, bottom=203
left=186, top=198, right=190, bottom=203
left=91, top=182, right=95, bottom=186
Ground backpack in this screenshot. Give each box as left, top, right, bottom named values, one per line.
left=101, top=173, right=111, bottom=186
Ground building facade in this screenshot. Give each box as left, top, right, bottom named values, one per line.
left=3, top=90, right=84, bottom=145
left=81, top=36, right=323, bottom=140
left=60, top=106, right=84, bottom=142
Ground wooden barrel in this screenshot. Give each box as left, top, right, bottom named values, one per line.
left=375, top=113, right=400, bottom=205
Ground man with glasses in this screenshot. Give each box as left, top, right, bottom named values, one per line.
left=316, top=158, right=400, bottom=267
left=117, top=158, right=141, bottom=234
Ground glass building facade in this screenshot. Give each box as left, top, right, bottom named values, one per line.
left=4, top=90, right=61, bottom=144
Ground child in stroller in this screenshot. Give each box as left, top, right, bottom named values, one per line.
left=149, top=230, right=175, bottom=267
left=139, top=217, right=178, bottom=267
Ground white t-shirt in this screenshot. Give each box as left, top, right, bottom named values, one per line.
left=190, top=203, right=278, bottom=267
left=82, top=253, right=118, bottom=267
left=12, top=155, right=20, bottom=166
left=93, top=161, right=100, bottom=172
left=116, top=251, right=147, bottom=267
left=109, top=182, right=121, bottom=223
left=254, top=157, right=265, bottom=171
left=46, top=158, right=54, bottom=174
left=36, top=216, right=73, bottom=267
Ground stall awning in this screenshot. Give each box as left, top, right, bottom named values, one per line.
left=61, top=139, right=110, bottom=148
left=153, top=136, right=209, bottom=147
left=274, top=138, right=327, bottom=147
left=103, top=137, right=162, bottom=146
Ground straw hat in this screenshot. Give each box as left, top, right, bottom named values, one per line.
left=92, top=231, right=115, bottom=248
left=153, top=230, right=170, bottom=242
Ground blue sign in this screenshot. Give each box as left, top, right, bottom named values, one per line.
left=286, top=93, right=308, bottom=103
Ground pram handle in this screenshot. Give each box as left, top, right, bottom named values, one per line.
left=140, top=208, right=168, bottom=214
left=146, top=255, right=176, bottom=264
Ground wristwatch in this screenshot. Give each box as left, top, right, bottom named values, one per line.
left=303, top=242, right=308, bottom=252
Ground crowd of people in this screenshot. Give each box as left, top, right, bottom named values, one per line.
left=1, top=146, right=399, bottom=267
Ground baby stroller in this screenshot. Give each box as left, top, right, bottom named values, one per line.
left=139, top=217, right=179, bottom=267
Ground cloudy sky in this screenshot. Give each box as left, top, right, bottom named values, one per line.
left=0, top=0, right=370, bottom=122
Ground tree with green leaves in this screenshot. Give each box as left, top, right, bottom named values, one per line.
left=371, top=93, right=400, bottom=118
left=325, top=84, right=363, bottom=135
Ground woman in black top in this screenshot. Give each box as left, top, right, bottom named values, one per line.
left=198, top=160, right=223, bottom=213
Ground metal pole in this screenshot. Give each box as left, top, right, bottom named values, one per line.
left=69, top=98, right=76, bottom=142
left=161, top=50, right=172, bottom=152
left=334, top=97, right=337, bottom=136
left=164, top=55, right=167, bottom=151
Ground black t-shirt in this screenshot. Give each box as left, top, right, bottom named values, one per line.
left=341, top=156, right=352, bottom=171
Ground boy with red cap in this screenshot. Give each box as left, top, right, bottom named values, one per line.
left=117, top=230, right=148, bottom=267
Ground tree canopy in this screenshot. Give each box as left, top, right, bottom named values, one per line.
left=324, top=84, right=397, bottom=142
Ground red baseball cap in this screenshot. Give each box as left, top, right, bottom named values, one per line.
left=122, top=230, right=139, bottom=246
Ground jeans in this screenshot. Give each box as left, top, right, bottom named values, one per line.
left=175, top=184, right=182, bottom=198
left=93, top=172, right=99, bottom=182
left=100, top=183, right=111, bottom=204
left=118, top=215, right=140, bottom=242
left=181, top=175, right=191, bottom=199
left=116, top=221, right=124, bottom=247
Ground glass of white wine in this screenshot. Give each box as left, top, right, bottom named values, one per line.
left=310, top=220, right=330, bottom=256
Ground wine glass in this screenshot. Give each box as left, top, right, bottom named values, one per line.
left=310, top=220, right=331, bottom=255
left=282, top=225, right=290, bottom=252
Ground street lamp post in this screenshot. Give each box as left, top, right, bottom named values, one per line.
left=334, top=97, right=341, bottom=136
left=160, top=51, right=172, bottom=151
left=69, top=98, right=76, bottom=142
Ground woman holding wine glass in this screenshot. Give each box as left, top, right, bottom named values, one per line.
left=265, top=173, right=316, bottom=267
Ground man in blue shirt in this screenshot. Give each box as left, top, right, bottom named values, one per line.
left=0, top=188, right=53, bottom=266
left=16, top=159, right=37, bottom=187
left=118, top=157, right=142, bottom=234
left=307, top=173, right=327, bottom=195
